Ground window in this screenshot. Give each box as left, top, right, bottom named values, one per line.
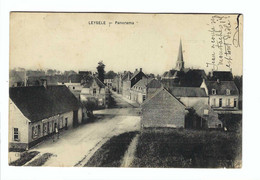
left=213, top=98, right=216, bottom=107
left=13, top=128, right=19, bottom=141
left=227, top=99, right=231, bottom=106
left=212, top=89, right=216, bottom=95
left=219, top=98, right=222, bottom=107
left=234, top=99, right=237, bottom=108
left=226, top=89, right=230, bottom=95
left=93, top=88, right=96, bottom=95
left=43, top=123, right=47, bottom=133
left=142, top=95, right=146, bottom=102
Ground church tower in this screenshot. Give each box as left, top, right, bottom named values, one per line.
left=175, top=40, right=185, bottom=71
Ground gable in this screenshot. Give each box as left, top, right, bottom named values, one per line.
left=142, top=88, right=186, bottom=109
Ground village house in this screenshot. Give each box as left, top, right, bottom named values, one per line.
left=130, top=78, right=153, bottom=104
left=80, top=76, right=109, bottom=108
left=122, top=68, right=147, bottom=99
left=122, top=71, right=133, bottom=99
left=141, top=88, right=187, bottom=128
left=167, top=87, right=208, bottom=107
left=104, top=79, right=113, bottom=89
left=58, top=74, right=84, bottom=100
left=9, top=84, right=84, bottom=151
left=200, top=79, right=239, bottom=111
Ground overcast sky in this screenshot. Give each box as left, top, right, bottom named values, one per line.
left=10, top=13, right=243, bottom=75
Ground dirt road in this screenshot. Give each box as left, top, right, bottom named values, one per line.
left=29, top=92, right=141, bottom=167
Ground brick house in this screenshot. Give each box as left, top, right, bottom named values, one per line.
left=146, top=79, right=163, bottom=99
left=141, top=88, right=187, bottom=128
left=9, top=85, right=84, bottom=151
left=80, top=76, right=109, bottom=108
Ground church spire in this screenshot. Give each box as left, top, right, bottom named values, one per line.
left=175, top=39, right=184, bottom=71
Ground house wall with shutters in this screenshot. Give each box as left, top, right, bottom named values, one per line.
left=9, top=99, right=29, bottom=150
left=209, top=95, right=239, bottom=109
left=28, top=111, right=74, bottom=143
left=141, top=89, right=186, bottom=128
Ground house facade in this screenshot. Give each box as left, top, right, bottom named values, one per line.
left=167, top=87, right=208, bottom=107
left=9, top=85, right=83, bottom=151
left=200, top=79, right=239, bottom=111
left=141, top=88, right=187, bottom=128
left=80, top=76, right=109, bottom=108
left=122, top=72, right=132, bottom=99
left=130, top=77, right=152, bottom=104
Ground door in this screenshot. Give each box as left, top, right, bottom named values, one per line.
left=219, top=98, right=222, bottom=107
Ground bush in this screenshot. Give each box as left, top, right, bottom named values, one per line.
left=9, top=151, right=40, bottom=166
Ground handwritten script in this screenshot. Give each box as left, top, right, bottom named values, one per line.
left=207, top=15, right=240, bottom=71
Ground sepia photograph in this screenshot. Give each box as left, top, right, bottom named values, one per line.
left=8, top=12, right=243, bottom=168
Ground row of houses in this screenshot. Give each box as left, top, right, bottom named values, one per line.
left=9, top=72, right=110, bottom=151
left=112, top=40, right=240, bottom=129
left=9, top=83, right=87, bottom=151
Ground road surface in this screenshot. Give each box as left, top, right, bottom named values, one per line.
left=29, top=92, right=141, bottom=167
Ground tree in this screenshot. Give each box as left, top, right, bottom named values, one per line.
left=96, top=61, right=105, bottom=83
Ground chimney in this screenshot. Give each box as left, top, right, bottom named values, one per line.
left=140, top=68, right=142, bottom=72
left=135, top=68, right=138, bottom=72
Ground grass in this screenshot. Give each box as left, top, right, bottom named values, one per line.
left=9, top=151, right=40, bottom=166
left=132, top=129, right=242, bottom=168
left=84, top=131, right=138, bottom=167
left=25, top=153, right=53, bottom=166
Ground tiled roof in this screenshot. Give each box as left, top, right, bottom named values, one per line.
left=142, top=88, right=186, bottom=107
left=132, top=78, right=153, bottom=89
left=211, top=71, right=233, bottom=81
left=146, top=79, right=162, bottom=88
left=83, top=76, right=105, bottom=88
left=205, top=81, right=239, bottom=95
left=122, top=71, right=132, bottom=81
left=10, top=85, right=81, bottom=123
left=167, top=87, right=208, bottom=97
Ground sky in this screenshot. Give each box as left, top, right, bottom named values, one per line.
left=10, top=13, right=243, bottom=75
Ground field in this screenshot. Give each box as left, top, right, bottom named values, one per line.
left=131, top=128, right=242, bottom=168
left=84, top=131, right=138, bottom=167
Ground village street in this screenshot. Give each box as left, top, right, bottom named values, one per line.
left=27, top=92, right=141, bottom=167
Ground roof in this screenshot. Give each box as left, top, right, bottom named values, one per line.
left=83, top=76, right=106, bottom=88
left=132, top=78, right=153, bottom=89
left=130, top=70, right=147, bottom=81
left=211, top=71, right=233, bottom=81
left=142, top=88, right=186, bottom=107
left=122, top=71, right=133, bottom=81
left=205, top=81, right=239, bottom=95
left=167, top=87, right=208, bottom=97
left=68, top=74, right=83, bottom=83
left=9, top=85, right=81, bottom=123
left=147, top=79, right=162, bottom=88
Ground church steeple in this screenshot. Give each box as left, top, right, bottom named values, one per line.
left=175, top=39, right=184, bottom=71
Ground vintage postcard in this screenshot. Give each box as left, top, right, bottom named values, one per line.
left=9, top=12, right=243, bottom=168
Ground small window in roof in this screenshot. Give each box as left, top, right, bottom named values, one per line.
left=226, top=89, right=230, bottom=95
left=212, top=89, right=216, bottom=95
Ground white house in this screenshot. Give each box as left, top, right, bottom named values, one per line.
left=9, top=85, right=83, bottom=151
